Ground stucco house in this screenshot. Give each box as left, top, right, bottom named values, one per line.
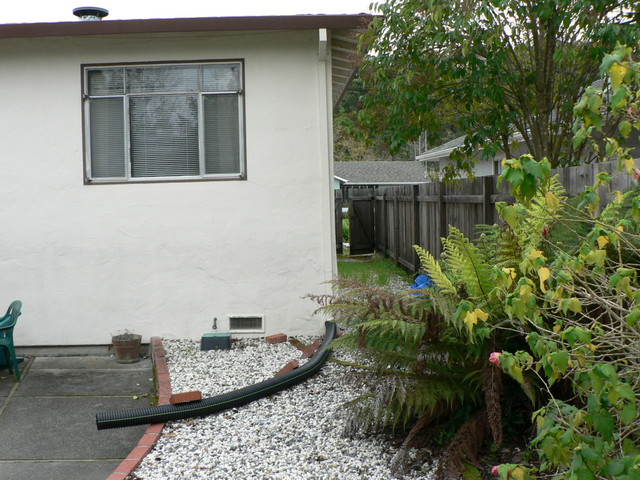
left=0, top=12, right=372, bottom=345
left=415, top=132, right=526, bottom=180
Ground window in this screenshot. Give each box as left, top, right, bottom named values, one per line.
left=83, top=61, right=245, bottom=183
left=425, top=161, right=441, bottom=182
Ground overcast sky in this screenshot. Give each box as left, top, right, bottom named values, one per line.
left=1, top=0, right=374, bottom=24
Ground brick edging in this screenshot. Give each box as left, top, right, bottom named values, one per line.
left=105, top=337, right=171, bottom=480
left=105, top=334, right=324, bottom=480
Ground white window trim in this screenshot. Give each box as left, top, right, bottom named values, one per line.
left=82, top=60, right=246, bottom=184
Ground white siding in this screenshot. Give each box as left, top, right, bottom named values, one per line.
left=0, top=29, right=336, bottom=345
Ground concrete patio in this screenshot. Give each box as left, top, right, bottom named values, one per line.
left=0, top=354, right=154, bottom=480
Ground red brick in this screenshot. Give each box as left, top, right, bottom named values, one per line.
left=106, top=473, right=128, bottom=480
left=266, top=333, right=287, bottom=344
left=114, top=458, right=142, bottom=473
left=154, top=358, right=168, bottom=373
left=288, top=337, right=307, bottom=351
left=153, top=351, right=166, bottom=361
left=301, top=339, right=323, bottom=359
left=170, top=391, right=202, bottom=404
left=146, top=423, right=165, bottom=434
left=138, top=432, right=162, bottom=447
left=128, top=445, right=153, bottom=459
left=275, top=360, right=299, bottom=376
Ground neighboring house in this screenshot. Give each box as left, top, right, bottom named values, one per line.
left=0, top=12, right=372, bottom=345
left=333, top=175, right=348, bottom=190
left=415, top=132, right=526, bottom=179
left=334, top=161, right=426, bottom=195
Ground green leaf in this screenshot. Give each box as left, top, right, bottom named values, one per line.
left=573, top=127, right=588, bottom=149
left=591, top=410, right=615, bottom=441
left=505, top=167, right=525, bottom=188
left=600, top=52, right=625, bottom=76
left=579, top=445, right=600, bottom=462
left=626, top=308, right=640, bottom=327
left=617, top=383, right=635, bottom=401
left=620, top=120, right=633, bottom=138
left=620, top=403, right=637, bottom=425
left=604, top=459, right=626, bottom=476
left=519, top=175, right=537, bottom=203
left=611, top=85, right=630, bottom=110
left=552, top=350, right=570, bottom=374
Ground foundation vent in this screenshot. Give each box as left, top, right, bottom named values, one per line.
left=229, top=316, right=264, bottom=333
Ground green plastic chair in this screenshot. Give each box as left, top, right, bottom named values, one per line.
left=0, top=301, right=22, bottom=382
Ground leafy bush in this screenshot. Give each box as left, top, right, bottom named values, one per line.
left=312, top=218, right=544, bottom=478
left=489, top=44, right=640, bottom=480
left=315, top=42, right=640, bottom=480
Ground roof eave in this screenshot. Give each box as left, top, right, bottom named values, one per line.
left=0, top=14, right=375, bottom=39
left=415, top=131, right=525, bottom=161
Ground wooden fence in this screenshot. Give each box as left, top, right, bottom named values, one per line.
left=336, top=160, right=636, bottom=272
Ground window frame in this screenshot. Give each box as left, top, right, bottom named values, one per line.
left=81, top=59, right=247, bottom=185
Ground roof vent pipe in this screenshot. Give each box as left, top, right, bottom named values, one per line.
left=73, top=7, right=109, bottom=21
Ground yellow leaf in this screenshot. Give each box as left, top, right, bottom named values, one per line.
left=464, top=310, right=478, bottom=332
left=624, top=156, right=636, bottom=173
left=529, top=249, right=545, bottom=260
left=536, top=414, right=545, bottom=431
left=509, top=364, right=524, bottom=384
left=609, top=62, right=628, bottom=91
left=474, top=308, right=489, bottom=322
left=502, top=267, right=516, bottom=279
left=553, top=324, right=562, bottom=333
left=586, top=249, right=607, bottom=267
left=597, top=235, right=610, bottom=249
left=520, top=284, right=533, bottom=302
left=615, top=191, right=623, bottom=203
left=545, top=191, right=560, bottom=211
left=567, top=297, right=582, bottom=313
left=538, top=267, right=551, bottom=293
left=509, top=466, right=526, bottom=480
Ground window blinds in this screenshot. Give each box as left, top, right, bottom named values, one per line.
left=86, top=62, right=243, bottom=181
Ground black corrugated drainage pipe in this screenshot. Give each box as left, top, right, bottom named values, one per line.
left=96, top=321, right=337, bottom=430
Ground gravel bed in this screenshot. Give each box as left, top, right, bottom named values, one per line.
left=132, top=335, right=436, bottom=480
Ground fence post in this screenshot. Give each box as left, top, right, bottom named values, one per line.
left=438, top=181, right=447, bottom=251
left=335, top=189, right=343, bottom=254
left=380, top=189, right=388, bottom=256
left=393, top=188, right=400, bottom=265
left=482, top=176, right=493, bottom=225
left=412, top=184, right=420, bottom=272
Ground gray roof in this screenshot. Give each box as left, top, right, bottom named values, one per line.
left=423, top=135, right=467, bottom=156
left=334, top=161, right=426, bottom=185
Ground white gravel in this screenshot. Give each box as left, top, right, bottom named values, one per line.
left=132, top=335, right=436, bottom=480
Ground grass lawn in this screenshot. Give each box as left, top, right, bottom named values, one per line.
left=337, top=253, right=414, bottom=287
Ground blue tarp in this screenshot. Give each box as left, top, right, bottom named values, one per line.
left=410, top=274, right=434, bottom=290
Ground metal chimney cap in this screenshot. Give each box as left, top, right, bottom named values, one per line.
left=73, top=7, right=109, bottom=20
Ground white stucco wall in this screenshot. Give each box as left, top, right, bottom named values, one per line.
left=0, top=29, right=336, bottom=345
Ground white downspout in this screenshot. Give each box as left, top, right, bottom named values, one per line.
left=317, top=28, right=338, bottom=286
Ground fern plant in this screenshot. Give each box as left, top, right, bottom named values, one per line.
left=310, top=173, right=578, bottom=478
left=312, top=276, right=489, bottom=476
